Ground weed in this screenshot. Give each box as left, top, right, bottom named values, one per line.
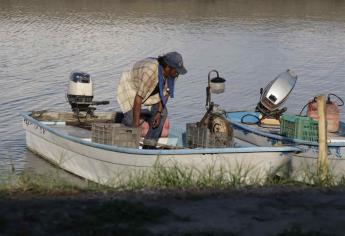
left=0, top=171, right=109, bottom=196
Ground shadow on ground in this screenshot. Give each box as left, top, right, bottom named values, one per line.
left=0, top=187, right=344, bottom=236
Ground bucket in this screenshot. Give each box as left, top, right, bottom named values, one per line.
left=307, top=100, right=340, bottom=133
left=208, top=70, right=226, bottom=94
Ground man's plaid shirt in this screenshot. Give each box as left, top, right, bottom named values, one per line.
left=117, top=58, right=168, bottom=113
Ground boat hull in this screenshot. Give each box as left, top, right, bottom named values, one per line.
left=22, top=112, right=300, bottom=186
left=285, top=153, right=345, bottom=182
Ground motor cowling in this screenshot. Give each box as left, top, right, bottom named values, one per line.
left=256, top=69, right=297, bottom=119
left=260, top=70, right=297, bottom=111
left=67, top=72, right=94, bottom=112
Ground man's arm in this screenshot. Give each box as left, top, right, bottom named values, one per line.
left=157, top=94, right=169, bottom=113
left=133, top=94, right=143, bottom=127
left=152, top=95, right=169, bottom=128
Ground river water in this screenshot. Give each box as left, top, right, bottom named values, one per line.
left=1, top=0, right=345, bottom=175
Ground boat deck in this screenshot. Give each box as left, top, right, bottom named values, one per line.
left=46, top=122, right=92, bottom=140
left=42, top=121, right=185, bottom=148
left=41, top=120, right=257, bottom=149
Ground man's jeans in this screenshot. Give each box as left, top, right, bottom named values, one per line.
left=122, top=103, right=167, bottom=146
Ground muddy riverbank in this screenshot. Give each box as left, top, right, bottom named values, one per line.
left=1, top=186, right=344, bottom=235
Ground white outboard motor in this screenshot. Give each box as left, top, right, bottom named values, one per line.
left=256, top=69, right=297, bottom=118
left=67, top=71, right=109, bottom=116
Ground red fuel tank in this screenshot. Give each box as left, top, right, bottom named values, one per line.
left=307, top=100, right=340, bottom=133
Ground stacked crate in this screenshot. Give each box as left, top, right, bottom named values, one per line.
left=91, top=123, right=139, bottom=148
left=186, top=123, right=232, bottom=148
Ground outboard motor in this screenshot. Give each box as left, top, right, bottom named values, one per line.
left=256, top=69, right=297, bottom=119
left=67, top=71, right=109, bottom=116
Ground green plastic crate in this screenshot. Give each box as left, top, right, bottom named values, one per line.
left=280, top=114, right=318, bottom=142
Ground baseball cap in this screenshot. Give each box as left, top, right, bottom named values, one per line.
left=163, top=51, right=187, bottom=75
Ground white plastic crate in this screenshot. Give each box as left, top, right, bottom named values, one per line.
left=91, top=123, right=139, bottom=148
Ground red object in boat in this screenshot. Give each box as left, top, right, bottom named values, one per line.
left=307, top=99, right=340, bottom=133
left=139, top=119, right=170, bottom=137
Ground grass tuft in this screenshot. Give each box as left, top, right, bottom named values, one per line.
left=113, top=161, right=273, bottom=191
left=0, top=170, right=111, bottom=196
left=2, top=159, right=345, bottom=196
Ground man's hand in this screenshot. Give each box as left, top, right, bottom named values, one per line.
left=152, top=112, right=161, bottom=128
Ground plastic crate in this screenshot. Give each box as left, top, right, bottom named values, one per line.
left=280, top=115, right=318, bottom=142
left=186, top=123, right=233, bottom=148
left=91, top=123, right=139, bottom=148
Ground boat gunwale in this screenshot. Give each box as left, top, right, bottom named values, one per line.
left=21, top=112, right=301, bottom=155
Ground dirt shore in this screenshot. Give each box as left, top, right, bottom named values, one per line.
left=1, top=186, right=344, bottom=236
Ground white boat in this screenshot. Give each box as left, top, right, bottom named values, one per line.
left=288, top=153, right=345, bottom=182
left=226, top=111, right=345, bottom=159
left=21, top=111, right=300, bottom=186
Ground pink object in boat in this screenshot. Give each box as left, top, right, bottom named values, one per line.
left=139, top=119, right=170, bottom=137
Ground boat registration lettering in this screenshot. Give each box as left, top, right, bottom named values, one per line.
left=24, top=119, right=46, bottom=135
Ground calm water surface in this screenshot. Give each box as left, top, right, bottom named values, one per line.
left=1, top=0, right=345, bottom=174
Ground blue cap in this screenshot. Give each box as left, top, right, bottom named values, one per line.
left=163, top=51, right=187, bottom=75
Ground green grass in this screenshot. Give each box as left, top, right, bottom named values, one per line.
left=113, top=161, right=266, bottom=191
left=1, top=160, right=345, bottom=196
left=285, top=162, right=345, bottom=187
left=0, top=170, right=111, bottom=196
left=114, top=161, right=345, bottom=191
